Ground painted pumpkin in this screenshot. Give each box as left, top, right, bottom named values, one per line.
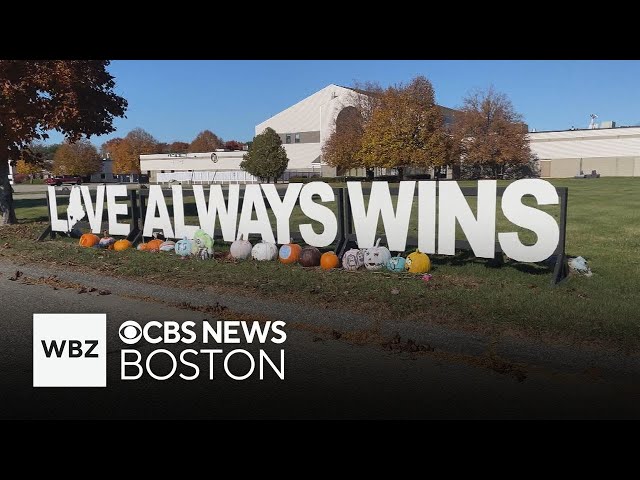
left=159, top=241, right=176, bottom=252
left=79, top=233, right=100, bottom=248
left=386, top=256, right=406, bottom=273
left=230, top=233, right=252, bottom=260
left=252, top=240, right=278, bottom=261
left=320, top=251, right=340, bottom=270
left=191, top=230, right=214, bottom=259
left=174, top=237, right=193, bottom=257
left=299, top=246, right=321, bottom=267
left=97, top=230, right=115, bottom=249
left=342, top=248, right=364, bottom=271
left=405, top=249, right=431, bottom=274
left=113, top=239, right=132, bottom=251
left=145, top=239, right=164, bottom=252
left=279, top=240, right=302, bottom=265
left=364, top=238, right=392, bottom=271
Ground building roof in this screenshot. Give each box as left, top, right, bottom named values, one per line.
left=529, top=126, right=640, bottom=159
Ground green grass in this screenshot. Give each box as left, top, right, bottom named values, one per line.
left=4, top=178, right=640, bottom=350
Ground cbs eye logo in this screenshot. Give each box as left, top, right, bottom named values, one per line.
left=119, top=321, right=142, bottom=345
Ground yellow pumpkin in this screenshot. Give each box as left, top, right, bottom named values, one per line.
left=79, top=233, right=100, bottom=248
left=405, top=249, right=431, bottom=274
left=113, top=239, right=132, bottom=251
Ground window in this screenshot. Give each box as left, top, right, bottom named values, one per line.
left=294, top=133, right=300, bottom=143
left=100, top=173, right=105, bottom=179
left=285, top=134, right=291, bottom=144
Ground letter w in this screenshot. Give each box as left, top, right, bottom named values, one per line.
left=41, top=340, right=66, bottom=358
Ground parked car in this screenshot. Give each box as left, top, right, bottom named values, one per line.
left=45, top=175, right=83, bottom=186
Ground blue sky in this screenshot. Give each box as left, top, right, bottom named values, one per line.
left=45, top=60, right=640, bottom=147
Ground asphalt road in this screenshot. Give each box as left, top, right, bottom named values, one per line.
left=1, top=258, right=639, bottom=420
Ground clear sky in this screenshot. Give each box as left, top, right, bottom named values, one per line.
left=45, top=60, right=640, bottom=147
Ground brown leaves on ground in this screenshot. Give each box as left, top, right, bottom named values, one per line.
left=10, top=272, right=108, bottom=296
left=9, top=270, right=23, bottom=281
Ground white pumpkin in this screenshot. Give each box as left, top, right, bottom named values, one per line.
left=230, top=233, right=252, bottom=260
left=364, top=238, right=392, bottom=271
left=342, top=248, right=364, bottom=271
left=251, top=239, right=278, bottom=261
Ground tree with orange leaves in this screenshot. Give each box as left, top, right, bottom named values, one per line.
left=452, top=86, right=532, bottom=179
left=0, top=60, right=127, bottom=224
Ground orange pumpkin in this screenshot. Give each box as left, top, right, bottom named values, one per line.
left=79, top=233, right=100, bottom=248
left=113, top=239, right=132, bottom=251
left=278, top=240, right=302, bottom=265
left=145, top=239, right=164, bottom=252
left=320, top=251, right=340, bottom=270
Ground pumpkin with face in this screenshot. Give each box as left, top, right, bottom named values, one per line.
left=342, top=248, right=364, bottom=271
left=386, top=256, right=406, bottom=273
left=191, top=229, right=214, bottom=259
left=363, top=238, right=391, bottom=271
left=405, top=249, right=431, bottom=274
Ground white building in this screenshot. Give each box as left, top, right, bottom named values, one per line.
left=140, top=151, right=257, bottom=184
left=530, top=125, right=640, bottom=177
left=256, top=84, right=457, bottom=178
left=8, top=162, right=13, bottom=185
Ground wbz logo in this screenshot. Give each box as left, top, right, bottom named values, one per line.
left=33, top=314, right=106, bottom=387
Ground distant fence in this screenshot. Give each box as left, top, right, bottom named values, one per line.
left=157, top=171, right=259, bottom=184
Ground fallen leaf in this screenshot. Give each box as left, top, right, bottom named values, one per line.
left=391, top=288, right=400, bottom=295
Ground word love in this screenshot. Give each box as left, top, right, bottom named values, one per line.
left=48, top=179, right=560, bottom=263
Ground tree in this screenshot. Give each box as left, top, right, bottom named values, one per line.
left=357, top=76, right=451, bottom=179
left=15, top=142, right=59, bottom=181
left=189, top=130, right=223, bottom=152
left=15, top=159, right=42, bottom=182
left=0, top=60, right=127, bottom=224
left=53, top=139, right=102, bottom=176
left=224, top=140, right=244, bottom=151
left=322, top=81, right=382, bottom=178
left=240, top=127, right=289, bottom=183
left=452, top=86, right=531, bottom=179
left=168, top=141, right=190, bottom=153
left=100, top=137, right=123, bottom=159
left=322, top=106, right=365, bottom=175
left=111, top=128, right=158, bottom=174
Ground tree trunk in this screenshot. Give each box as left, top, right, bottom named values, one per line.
left=397, top=167, right=405, bottom=181
left=365, top=168, right=374, bottom=181
left=0, top=153, right=17, bottom=225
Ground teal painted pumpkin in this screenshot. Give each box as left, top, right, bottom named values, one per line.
left=174, top=237, right=193, bottom=257
left=386, top=256, right=406, bottom=273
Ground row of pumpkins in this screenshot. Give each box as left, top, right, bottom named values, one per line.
left=78, top=231, right=431, bottom=273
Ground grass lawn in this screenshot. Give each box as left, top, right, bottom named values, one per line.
left=3, top=177, right=640, bottom=351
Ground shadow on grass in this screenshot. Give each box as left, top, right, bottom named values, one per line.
left=430, top=250, right=554, bottom=276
